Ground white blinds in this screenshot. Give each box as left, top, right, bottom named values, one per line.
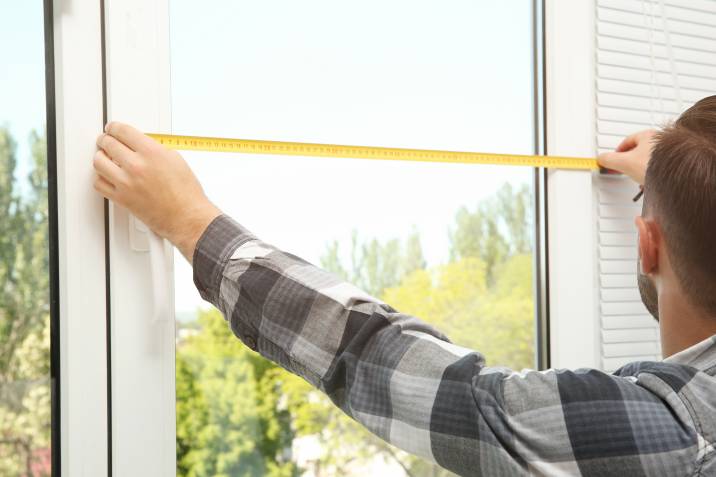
left=595, top=0, right=716, bottom=371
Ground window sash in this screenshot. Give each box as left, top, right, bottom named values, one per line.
left=103, top=0, right=176, bottom=475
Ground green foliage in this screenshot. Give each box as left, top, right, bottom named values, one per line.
left=177, top=310, right=298, bottom=477
left=449, top=183, right=532, bottom=282
left=0, top=127, right=51, bottom=476
left=177, top=308, right=408, bottom=476
left=320, top=229, right=425, bottom=297
left=177, top=182, right=534, bottom=476
left=384, top=254, right=534, bottom=369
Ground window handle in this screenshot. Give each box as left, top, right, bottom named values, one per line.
left=147, top=231, right=170, bottom=324
left=129, top=215, right=169, bottom=324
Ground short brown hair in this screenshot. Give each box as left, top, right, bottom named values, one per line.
left=646, top=95, right=716, bottom=315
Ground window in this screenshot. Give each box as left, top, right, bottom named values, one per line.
left=0, top=2, right=54, bottom=475
left=170, top=1, right=540, bottom=475
left=24, top=1, right=702, bottom=472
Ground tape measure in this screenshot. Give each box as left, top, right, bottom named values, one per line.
left=147, top=133, right=599, bottom=170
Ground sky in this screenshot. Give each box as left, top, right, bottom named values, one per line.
left=0, top=1, right=47, bottom=189
left=0, top=1, right=536, bottom=318
left=169, top=0, right=537, bottom=316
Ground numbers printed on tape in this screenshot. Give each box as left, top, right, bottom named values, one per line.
left=147, top=133, right=599, bottom=170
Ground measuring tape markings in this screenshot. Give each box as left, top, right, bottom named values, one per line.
left=147, top=133, right=599, bottom=171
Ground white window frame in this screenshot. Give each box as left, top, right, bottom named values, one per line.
left=103, top=0, right=176, bottom=475
left=54, top=0, right=109, bottom=474
left=544, top=0, right=601, bottom=369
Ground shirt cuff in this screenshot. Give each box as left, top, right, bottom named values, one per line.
left=192, top=214, right=256, bottom=305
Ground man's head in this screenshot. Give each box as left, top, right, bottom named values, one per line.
left=638, top=95, right=716, bottom=322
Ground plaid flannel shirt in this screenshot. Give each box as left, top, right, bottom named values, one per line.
left=193, top=215, right=716, bottom=476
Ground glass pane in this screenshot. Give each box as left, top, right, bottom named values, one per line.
left=171, top=1, right=535, bottom=475
left=0, top=2, right=53, bottom=476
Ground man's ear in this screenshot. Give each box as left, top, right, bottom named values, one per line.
left=635, top=216, right=660, bottom=274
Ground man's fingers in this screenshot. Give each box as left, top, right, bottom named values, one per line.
left=105, top=122, right=156, bottom=152
left=616, top=129, right=657, bottom=153
left=615, top=134, right=638, bottom=153
left=93, top=149, right=129, bottom=186
left=97, top=133, right=133, bottom=165
left=598, top=150, right=638, bottom=177
left=93, top=175, right=116, bottom=199
left=597, top=151, right=614, bottom=169
left=598, top=150, right=625, bottom=168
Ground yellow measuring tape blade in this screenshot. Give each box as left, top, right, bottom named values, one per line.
left=147, top=133, right=599, bottom=171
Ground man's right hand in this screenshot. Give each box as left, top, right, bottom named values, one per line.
left=598, top=129, right=657, bottom=185
left=93, top=122, right=222, bottom=263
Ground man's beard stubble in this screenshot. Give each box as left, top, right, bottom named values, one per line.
left=637, top=258, right=660, bottom=322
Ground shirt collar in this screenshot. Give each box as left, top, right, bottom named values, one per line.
left=663, top=334, right=716, bottom=372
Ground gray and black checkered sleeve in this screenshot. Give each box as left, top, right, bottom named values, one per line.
left=192, top=215, right=705, bottom=476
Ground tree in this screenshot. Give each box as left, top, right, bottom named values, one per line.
left=383, top=254, right=533, bottom=369
left=320, top=229, right=425, bottom=297
left=176, top=309, right=298, bottom=477
left=449, top=183, right=532, bottom=282
left=496, top=183, right=532, bottom=255
left=0, top=127, right=52, bottom=477
left=177, top=307, right=407, bottom=477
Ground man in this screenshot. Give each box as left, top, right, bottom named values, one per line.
left=92, top=96, right=716, bottom=476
